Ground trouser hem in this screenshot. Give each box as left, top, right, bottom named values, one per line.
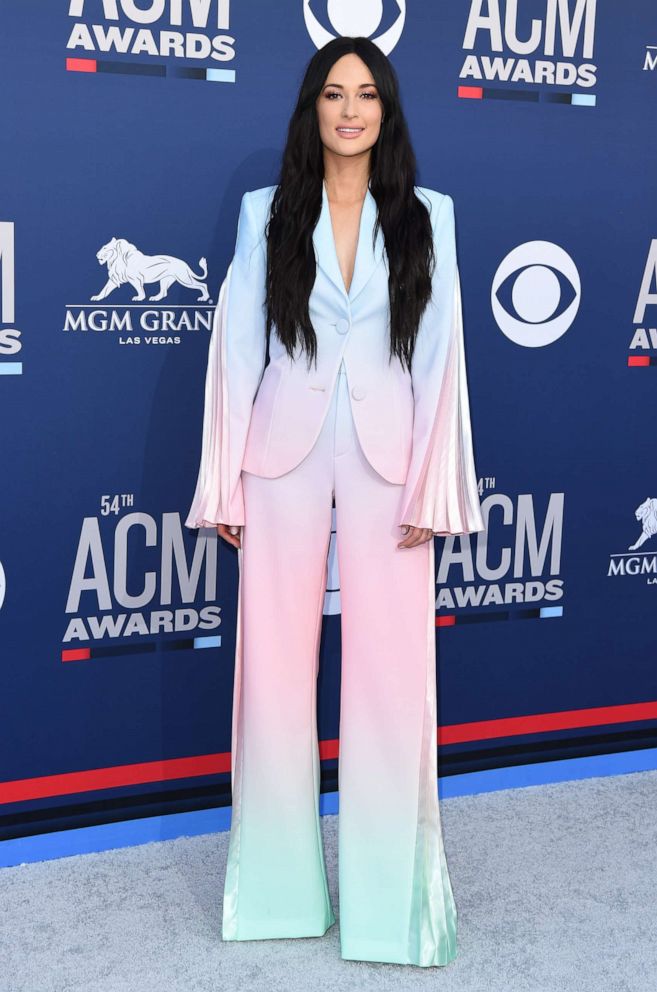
left=340, top=935, right=457, bottom=968
left=222, top=910, right=336, bottom=942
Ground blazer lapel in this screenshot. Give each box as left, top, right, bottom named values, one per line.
left=312, top=179, right=386, bottom=304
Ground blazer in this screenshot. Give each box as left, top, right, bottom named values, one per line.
left=185, top=181, right=485, bottom=536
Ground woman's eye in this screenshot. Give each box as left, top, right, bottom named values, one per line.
left=325, top=91, right=378, bottom=99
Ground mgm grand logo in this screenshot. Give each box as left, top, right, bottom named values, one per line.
left=63, top=237, right=215, bottom=345
left=608, top=497, right=657, bottom=585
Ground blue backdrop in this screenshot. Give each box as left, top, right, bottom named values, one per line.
left=1, top=0, right=656, bottom=851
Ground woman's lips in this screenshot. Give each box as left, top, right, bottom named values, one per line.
left=335, top=126, right=365, bottom=139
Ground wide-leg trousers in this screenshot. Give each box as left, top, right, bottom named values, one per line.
left=222, top=361, right=458, bottom=967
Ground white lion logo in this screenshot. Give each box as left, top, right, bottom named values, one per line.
left=629, top=497, right=657, bottom=551
left=91, top=238, right=211, bottom=303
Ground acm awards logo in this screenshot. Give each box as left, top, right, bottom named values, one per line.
left=461, top=0, right=598, bottom=97
left=66, top=0, right=235, bottom=64
left=63, top=501, right=221, bottom=644
left=628, top=240, right=657, bottom=363
left=0, top=222, right=23, bottom=374
left=434, top=486, right=564, bottom=613
left=63, top=237, right=215, bottom=345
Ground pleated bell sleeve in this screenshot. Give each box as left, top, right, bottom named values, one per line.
left=398, top=193, right=485, bottom=537
left=185, top=191, right=267, bottom=529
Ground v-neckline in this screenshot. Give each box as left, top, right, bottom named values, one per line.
left=323, top=178, right=368, bottom=296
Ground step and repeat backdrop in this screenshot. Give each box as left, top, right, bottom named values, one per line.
left=1, top=1, right=656, bottom=844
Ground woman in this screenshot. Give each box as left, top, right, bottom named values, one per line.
left=186, top=36, right=485, bottom=967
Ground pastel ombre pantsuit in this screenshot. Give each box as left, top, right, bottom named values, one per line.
left=185, top=180, right=485, bottom=967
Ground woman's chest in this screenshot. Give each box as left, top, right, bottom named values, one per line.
left=326, top=196, right=367, bottom=296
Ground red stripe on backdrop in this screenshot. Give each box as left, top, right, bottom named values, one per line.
left=627, top=356, right=650, bottom=366
left=1, top=701, right=656, bottom=804
left=0, top=754, right=229, bottom=805
left=66, top=58, right=97, bottom=72
left=62, top=648, right=91, bottom=662
left=439, top=699, right=657, bottom=744
left=457, top=85, right=484, bottom=99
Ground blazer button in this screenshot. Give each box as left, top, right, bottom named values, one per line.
left=335, top=318, right=350, bottom=334
left=351, top=386, right=366, bottom=401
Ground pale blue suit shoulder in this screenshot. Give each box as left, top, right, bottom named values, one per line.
left=244, top=183, right=453, bottom=242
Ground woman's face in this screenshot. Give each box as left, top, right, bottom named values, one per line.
left=315, top=53, right=383, bottom=161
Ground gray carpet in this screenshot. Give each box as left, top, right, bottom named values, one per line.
left=1, top=770, right=655, bottom=992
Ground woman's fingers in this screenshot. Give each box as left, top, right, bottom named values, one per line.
left=216, top=521, right=429, bottom=551
left=215, top=521, right=430, bottom=550
left=397, top=525, right=433, bottom=549
left=217, top=523, right=241, bottom=549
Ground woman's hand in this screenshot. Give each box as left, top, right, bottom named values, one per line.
left=398, top=524, right=433, bottom=549
left=217, top=523, right=242, bottom=549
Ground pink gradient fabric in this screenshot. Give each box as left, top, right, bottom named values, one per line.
left=222, top=367, right=458, bottom=966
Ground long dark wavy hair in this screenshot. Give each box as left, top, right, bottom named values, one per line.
left=264, top=36, right=436, bottom=374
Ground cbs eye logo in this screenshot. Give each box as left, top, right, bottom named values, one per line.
left=304, top=0, right=406, bottom=54
left=492, top=241, right=580, bottom=348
